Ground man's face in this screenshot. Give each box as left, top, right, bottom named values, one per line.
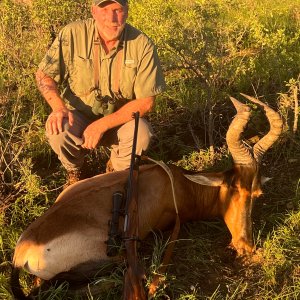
left=92, top=1, right=128, bottom=42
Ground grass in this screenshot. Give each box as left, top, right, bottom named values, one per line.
left=2, top=138, right=299, bottom=300
left=0, top=121, right=299, bottom=300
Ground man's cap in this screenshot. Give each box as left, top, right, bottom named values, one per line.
left=93, top=0, right=128, bottom=6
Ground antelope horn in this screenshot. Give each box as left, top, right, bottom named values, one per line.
left=226, top=97, right=254, bottom=165
left=240, top=93, right=283, bottom=163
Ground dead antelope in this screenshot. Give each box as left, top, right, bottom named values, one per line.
left=11, top=94, right=283, bottom=299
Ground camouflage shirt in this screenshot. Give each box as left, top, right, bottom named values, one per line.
left=38, top=19, right=166, bottom=119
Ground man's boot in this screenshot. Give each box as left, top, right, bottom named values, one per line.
left=64, top=169, right=83, bottom=189
left=105, top=159, right=115, bottom=173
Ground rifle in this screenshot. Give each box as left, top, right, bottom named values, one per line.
left=122, top=112, right=146, bottom=300
left=106, top=191, right=123, bottom=257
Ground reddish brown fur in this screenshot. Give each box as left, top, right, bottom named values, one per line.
left=13, top=162, right=259, bottom=284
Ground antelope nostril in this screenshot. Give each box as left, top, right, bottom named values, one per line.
left=233, top=238, right=255, bottom=256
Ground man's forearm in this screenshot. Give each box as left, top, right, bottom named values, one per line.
left=97, top=96, right=155, bottom=132
left=36, top=69, right=66, bottom=112
left=81, top=96, right=155, bottom=149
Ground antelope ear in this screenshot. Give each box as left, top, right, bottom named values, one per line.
left=261, top=176, right=272, bottom=185
left=184, top=173, right=224, bottom=186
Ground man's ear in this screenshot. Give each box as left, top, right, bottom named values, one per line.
left=91, top=5, right=97, bottom=18
left=124, top=3, right=129, bottom=14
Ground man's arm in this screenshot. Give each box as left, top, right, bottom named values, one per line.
left=36, top=69, right=74, bottom=134
left=81, top=96, right=155, bottom=149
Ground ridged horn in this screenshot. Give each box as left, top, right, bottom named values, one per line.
left=240, top=93, right=283, bottom=164
left=226, top=97, right=254, bottom=165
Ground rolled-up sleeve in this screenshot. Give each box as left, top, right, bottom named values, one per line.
left=134, top=40, right=166, bottom=99
left=38, top=30, right=68, bottom=84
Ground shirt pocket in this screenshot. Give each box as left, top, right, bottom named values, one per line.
left=68, top=56, right=94, bottom=97
left=120, top=64, right=137, bottom=99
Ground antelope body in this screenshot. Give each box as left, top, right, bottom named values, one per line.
left=11, top=94, right=283, bottom=298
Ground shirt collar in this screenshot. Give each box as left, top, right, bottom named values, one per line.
left=94, top=22, right=127, bottom=58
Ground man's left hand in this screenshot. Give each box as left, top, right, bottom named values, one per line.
left=82, top=121, right=106, bottom=149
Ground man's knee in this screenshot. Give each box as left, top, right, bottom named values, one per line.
left=136, top=118, right=153, bottom=150
left=46, top=119, right=84, bottom=154
left=46, top=119, right=70, bottom=151
left=118, top=118, right=153, bottom=150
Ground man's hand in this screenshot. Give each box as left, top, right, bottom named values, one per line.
left=82, top=120, right=107, bottom=149
left=81, top=96, right=155, bottom=149
left=36, top=69, right=73, bottom=135
left=46, top=108, right=74, bottom=135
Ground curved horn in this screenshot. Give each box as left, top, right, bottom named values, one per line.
left=240, top=93, right=283, bottom=163
left=226, top=97, right=254, bottom=165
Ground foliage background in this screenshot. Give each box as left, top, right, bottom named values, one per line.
left=0, top=0, right=300, bottom=299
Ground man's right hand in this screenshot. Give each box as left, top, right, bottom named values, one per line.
left=36, top=69, right=74, bottom=135
left=46, top=108, right=74, bottom=135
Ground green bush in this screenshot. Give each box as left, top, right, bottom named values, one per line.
left=130, top=0, right=300, bottom=99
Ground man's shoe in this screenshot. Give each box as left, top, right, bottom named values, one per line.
left=64, top=169, right=83, bottom=189
left=105, top=159, right=115, bottom=173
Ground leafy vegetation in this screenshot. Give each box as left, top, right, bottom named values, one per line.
left=0, top=0, right=300, bottom=299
